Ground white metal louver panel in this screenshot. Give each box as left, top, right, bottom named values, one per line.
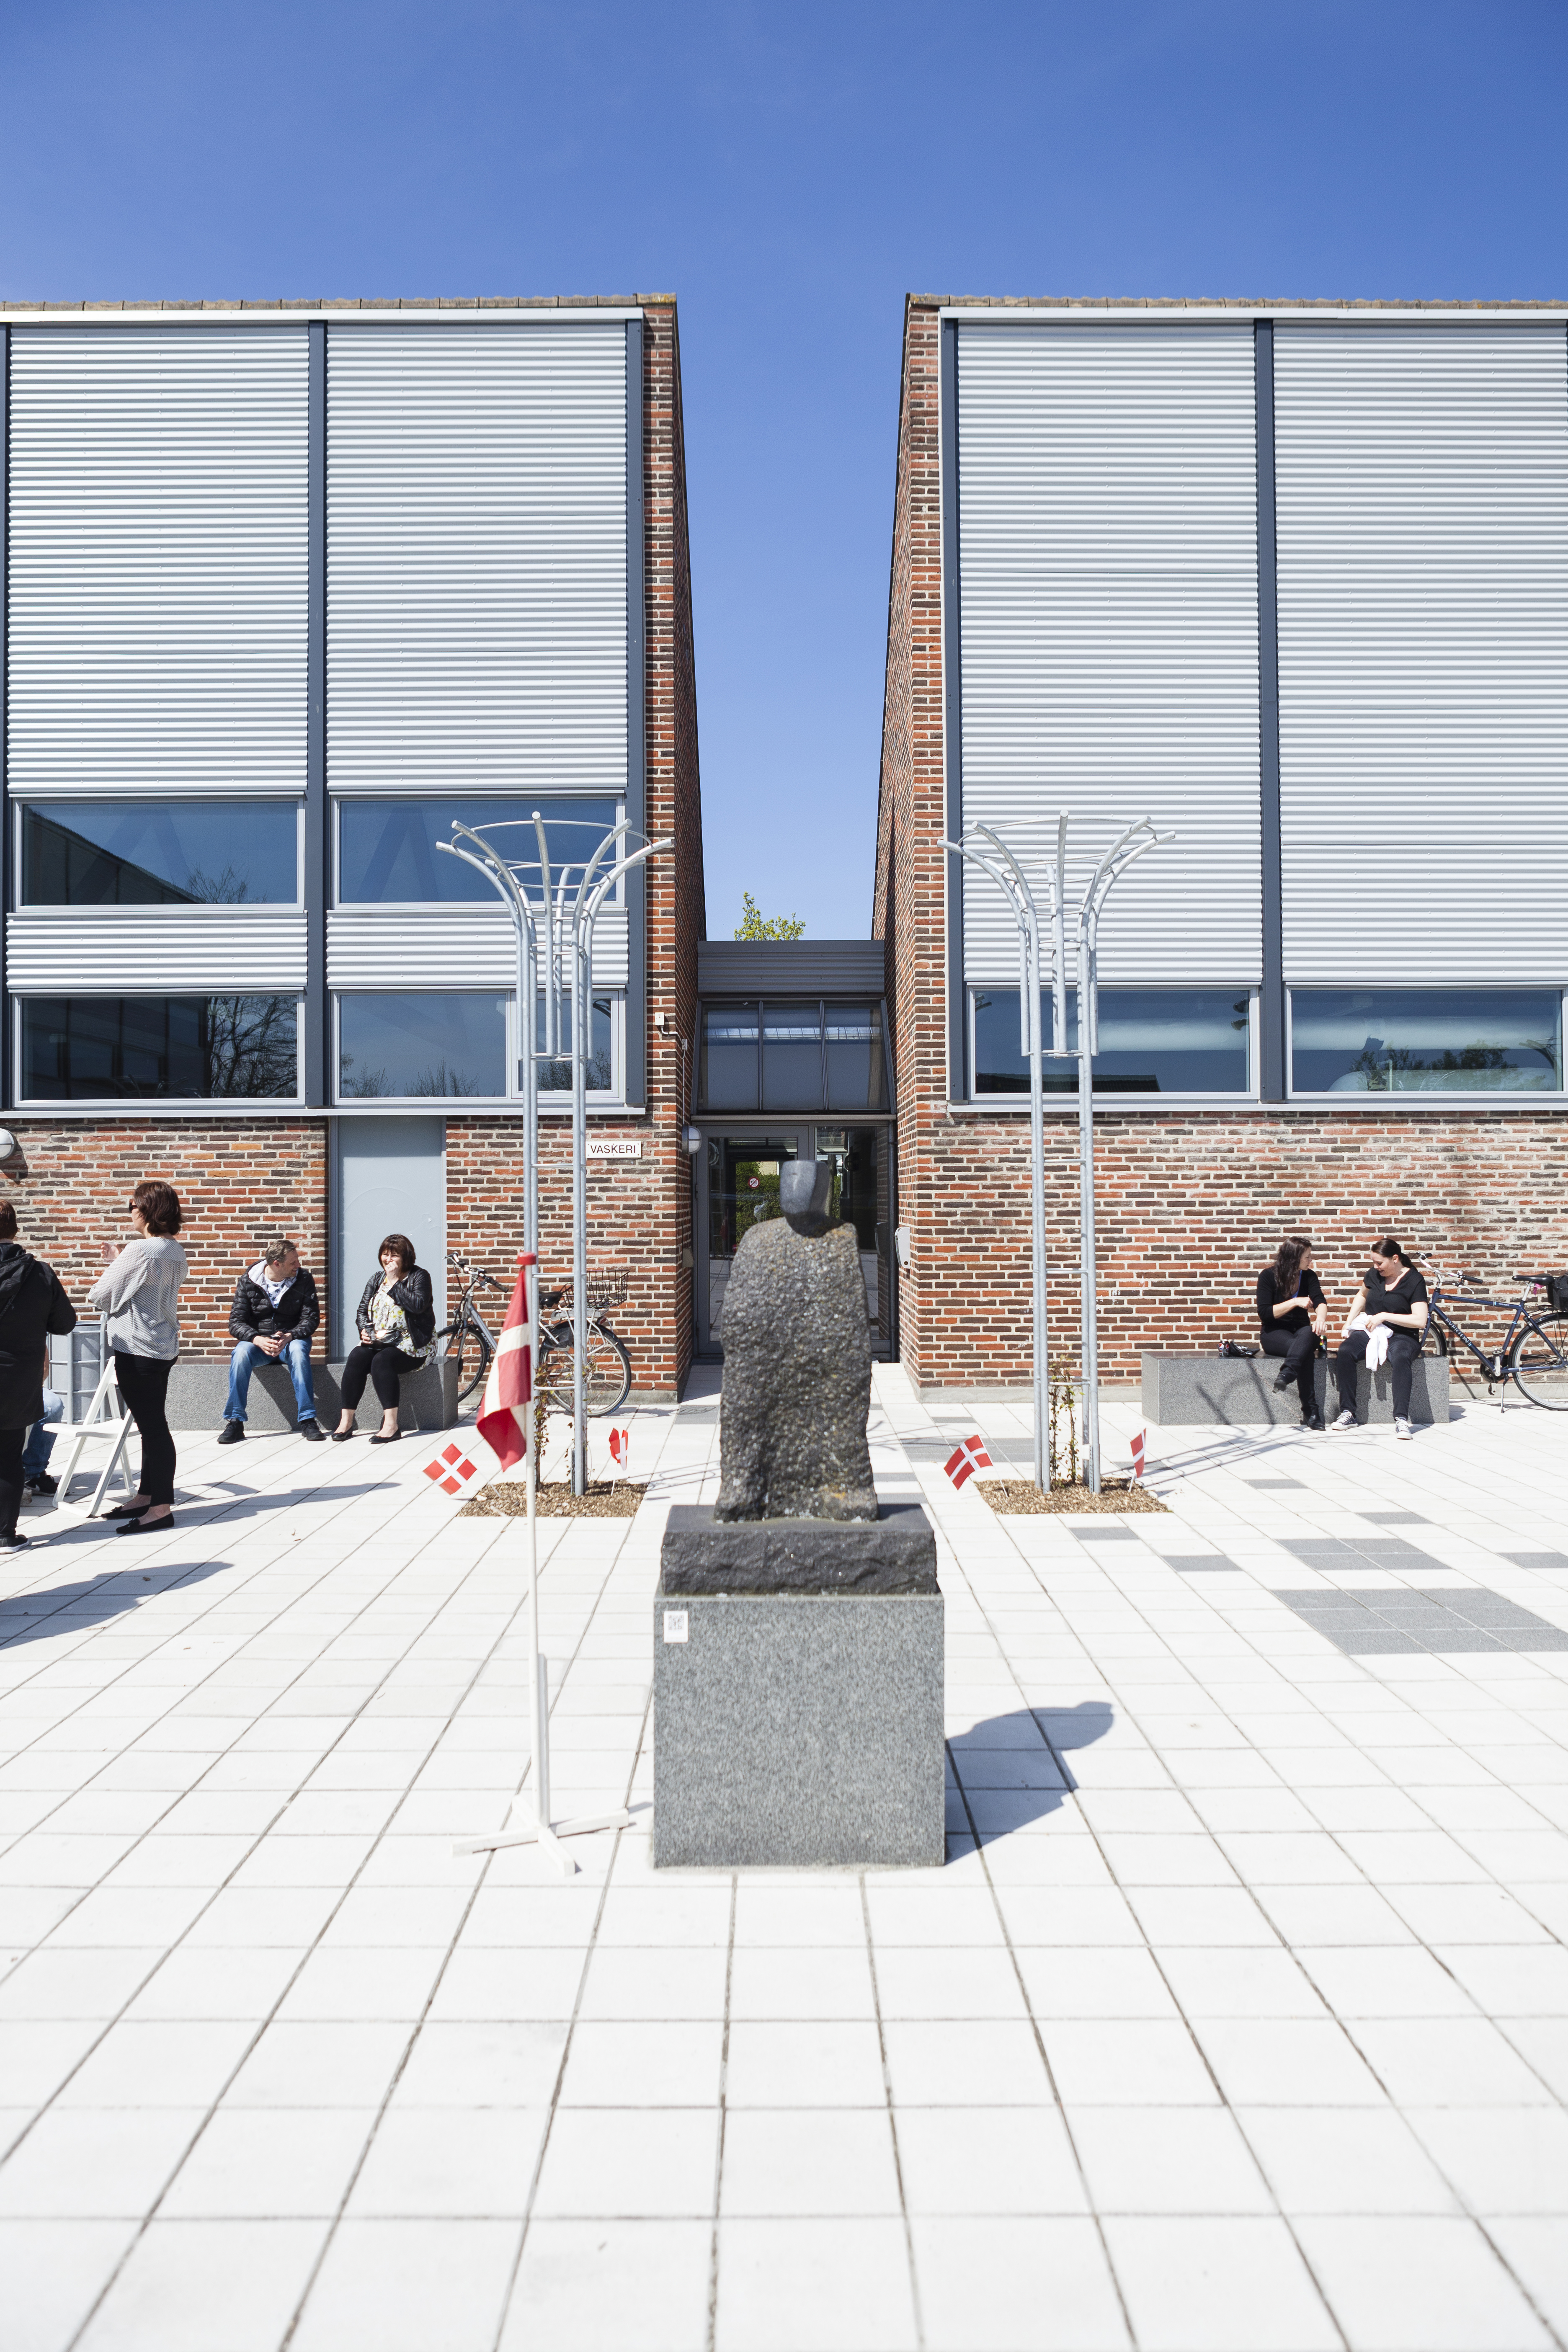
left=6, top=913, right=307, bottom=993
left=1275, top=323, right=1568, bottom=984
left=6, top=326, right=309, bottom=795
left=956, top=322, right=1261, bottom=984
left=327, top=323, right=627, bottom=792
left=326, top=909, right=629, bottom=990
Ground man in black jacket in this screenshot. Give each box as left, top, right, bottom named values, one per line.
left=219, top=1239, right=324, bottom=1443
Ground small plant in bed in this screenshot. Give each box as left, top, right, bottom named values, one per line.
left=978, top=1477, right=1167, bottom=1516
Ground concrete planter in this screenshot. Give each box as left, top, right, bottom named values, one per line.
left=1140, top=1351, right=1451, bottom=1427
left=163, top=1355, right=459, bottom=1433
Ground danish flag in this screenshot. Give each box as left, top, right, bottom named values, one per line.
left=1130, top=1429, right=1148, bottom=1481
left=943, top=1434, right=992, bottom=1489
left=423, top=1441, right=480, bottom=1496
left=474, top=1258, right=535, bottom=1475
left=608, top=1426, right=630, bottom=1473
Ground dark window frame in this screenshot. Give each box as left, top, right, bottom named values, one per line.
left=17, top=992, right=303, bottom=1105
left=697, top=995, right=891, bottom=1116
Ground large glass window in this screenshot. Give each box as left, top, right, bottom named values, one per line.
left=536, top=995, right=616, bottom=1095
left=339, top=993, right=508, bottom=1099
left=338, top=798, right=620, bottom=905
left=825, top=1004, right=888, bottom=1112
left=21, top=996, right=299, bottom=1101
left=1291, top=989, right=1563, bottom=1094
left=973, top=987, right=1251, bottom=1095
left=701, top=1004, right=761, bottom=1111
left=21, top=802, right=298, bottom=906
left=763, top=1003, right=823, bottom=1110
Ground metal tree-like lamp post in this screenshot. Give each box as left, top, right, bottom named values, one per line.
left=949, top=812, right=1171, bottom=1496
left=438, top=815, right=672, bottom=1496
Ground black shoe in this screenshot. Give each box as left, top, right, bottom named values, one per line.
left=369, top=1430, right=401, bottom=1446
left=104, top=1499, right=150, bottom=1519
left=25, top=1473, right=58, bottom=1498
left=118, top=1512, right=174, bottom=1536
left=298, top=1418, right=326, bottom=1442
left=1301, top=1412, right=1326, bottom=1432
left=0, top=1530, right=27, bottom=1550
left=1271, top=1368, right=1294, bottom=1393
left=331, top=1427, right=356, bottom=1443
left=216, top=1420, right=245, bottom=1445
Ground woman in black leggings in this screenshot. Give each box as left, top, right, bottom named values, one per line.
left=1256, top=1235, right=1328, bottom=1429
left=87, top=1180, right=188, bottom=1534
left=333, top=1234, right=435, bottom=1446
left=1332, top=1236, right=1429, bottom=1442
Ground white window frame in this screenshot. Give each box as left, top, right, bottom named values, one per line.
left=330, top=987, right=625, bottom=1110
left=330, top=794, right=628, bottom=911
left=10, top=795, right=306, bottom=913
left=1285, top=986, right=1568, bottom=1108
left=965, top=984, right=1259, bottom=1109
left=13, top=991, right=306, bottom=1113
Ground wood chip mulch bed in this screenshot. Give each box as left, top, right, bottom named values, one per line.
left=458, top=1480, right=645, bottom=1520
left=977, top=1477, right=1167, bottom=1516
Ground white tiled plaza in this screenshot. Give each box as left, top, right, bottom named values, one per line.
left=3, top=1373, right=1567, bottom=2352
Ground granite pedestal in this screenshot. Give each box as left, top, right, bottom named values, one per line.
left=161, top=1355, right=459, bottom=1432
left=653, top=1503, right=945, bottom=1869
left=1141, top=1351, right=1451, bottom=1427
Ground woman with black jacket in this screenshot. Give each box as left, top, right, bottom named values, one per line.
left=332, top=1234, right=435, bottom=1446
left=1256, top=1234, right=1329, bottom=1429
left=0, top=1202, right=77, bottom=1548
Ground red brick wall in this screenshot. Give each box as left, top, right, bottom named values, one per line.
left=874, top=297, right=1568, bottom=1389
left=0, top=1119, right=329, bottom=1357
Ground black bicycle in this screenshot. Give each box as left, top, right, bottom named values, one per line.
left=537, top=1274, right=633, bottom=1418
left=1421, top=1260, right=1568, bottom=1410
left=435, top=1251, right=504, bottom=1403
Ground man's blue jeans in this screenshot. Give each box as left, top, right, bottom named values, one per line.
left=224, top=1338, right=317, bottom=1426
left=23, top=1387, right=62, bottom=1481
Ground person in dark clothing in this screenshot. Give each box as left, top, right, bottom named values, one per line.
left=87, top=1179, right=188, bottom=1535
left=333, top=1234, right=435, bottom=1446
left=218, top=1238, right=324, bottom=1443
left=1256, top=1235, right=1329, bottom=1428
left=1332, top=1235, right=1430, bottom=1440
left=0, top=1202, right=78, bottom=1548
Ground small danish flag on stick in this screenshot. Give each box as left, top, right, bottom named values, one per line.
left=423, top=1441, right=480, bottom=1496
left=943, top=1434, right=992, bottom=1489
left=607, top=1426, right=629, bottom=1476
left=1130, top=1429, right=1148, bottom=1481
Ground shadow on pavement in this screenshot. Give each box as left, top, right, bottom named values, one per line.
left=948, top=1700, right=1115, bottom=1835
left=0, top=1558, right=232, bottom=1645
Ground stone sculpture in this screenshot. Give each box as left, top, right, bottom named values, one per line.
left=713, top=1157, right=878, bottom=1522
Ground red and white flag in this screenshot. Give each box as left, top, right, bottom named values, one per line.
left=944, top=1434, right=992, bottom=1489
left=608, top=1426, right=630, bottom=1474
left=423, top=1441, right=480, bottom=1496
left=474, top=1259, right=535, bottom=1474
left=1130, top=1429, right=1147, bottom=1481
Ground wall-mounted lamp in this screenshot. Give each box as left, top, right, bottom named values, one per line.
left=681, top=1125, right=702, bottom=1156
left=894, top=1225, right=912, bottom=1268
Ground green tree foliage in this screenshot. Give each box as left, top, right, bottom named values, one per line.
left=734, top=891, right=805, bottom=941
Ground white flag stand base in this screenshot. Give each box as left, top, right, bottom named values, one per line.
left=453, top=1805, right=633, bottom=1872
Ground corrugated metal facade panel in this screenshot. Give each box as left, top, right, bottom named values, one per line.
left=955, top=322, right=1262, bottom=984
left=6, top=913, right=307, bottom=992
left=6, top=325, right=309, bottom=795
left=326, top=322, right=627, bottom=792
left=1275, top=322, right=1568, bottom=984
left=326, top=908, right=629, bottom=990
left=696, top=941, right=886, bottom=995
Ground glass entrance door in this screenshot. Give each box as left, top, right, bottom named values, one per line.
left=701, top=1133, right=804, bottom=1351
left=696, top=1126, right=895, bottom=1358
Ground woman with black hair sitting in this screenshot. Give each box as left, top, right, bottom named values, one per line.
left=1331, top=1235, right=1429, bottom=1442
left=333, top=1233, right=435, bottom=1446
left=1256, top=1234, right=1329, bottom=1429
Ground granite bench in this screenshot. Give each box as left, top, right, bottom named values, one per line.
left=162, top=1355, right=460, bottom=1434
left=1141, top=1350, right=1451, bottom=1428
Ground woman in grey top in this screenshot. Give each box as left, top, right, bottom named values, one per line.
left=87, top=1180, right=188, bottom=1536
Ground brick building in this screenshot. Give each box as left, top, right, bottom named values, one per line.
left=0, top=296, right=704, bottom=1399
left=875, top=295, right=1568, bottom=1388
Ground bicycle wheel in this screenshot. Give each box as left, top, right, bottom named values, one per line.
left=538, top=1320, right=632, bottom=1417
left=436, top=1316, right=492, bottom=1404
left=1509, top=1314, right=1568, bottom=1409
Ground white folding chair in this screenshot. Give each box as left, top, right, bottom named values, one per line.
left=48, top=1353, right=136, bottom=1516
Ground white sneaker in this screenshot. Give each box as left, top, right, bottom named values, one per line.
left=1395, top=1417, right=1413, bottom=1441
left=1328, top=1410, right=1357, bottom=1431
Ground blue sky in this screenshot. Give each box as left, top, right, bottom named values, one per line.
left=3, top=2, right=1564, bottom=938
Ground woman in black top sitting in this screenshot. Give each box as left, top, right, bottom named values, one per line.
left=1256, top=1235, right=1328, bottom=1428
left=1331, top=1235, right=1429, bottom=1441
left=332, top=1233, right=436, bottom=1446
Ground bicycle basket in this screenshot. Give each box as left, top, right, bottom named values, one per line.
left=586, top=1272, right=630, bottom=1313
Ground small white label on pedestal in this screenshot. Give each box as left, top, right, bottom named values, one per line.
left=663, top=1609, right=689, bottom=1643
